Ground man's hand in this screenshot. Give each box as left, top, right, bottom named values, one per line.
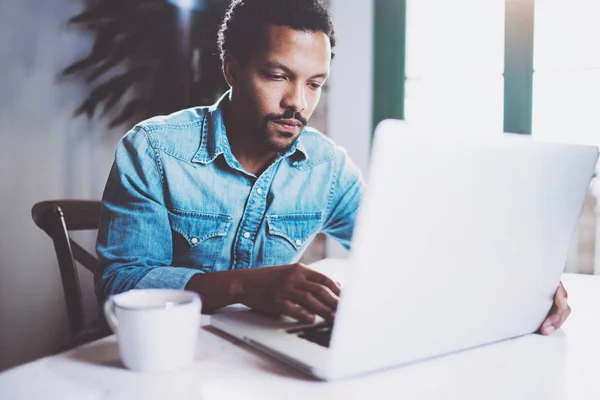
left=538, top=281, right=571, bottom=335
left=235, top=263, right=341, bottom=324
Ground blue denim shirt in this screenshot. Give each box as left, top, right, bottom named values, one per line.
left=95, top=93, right=363, bottom=300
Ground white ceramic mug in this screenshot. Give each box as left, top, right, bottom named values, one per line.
left=103, top=289, right=202, bottom=372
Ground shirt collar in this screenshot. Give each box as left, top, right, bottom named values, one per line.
left=192, top=91, right=230, bottom=164
left=282, top=132, right=309, bottom=164
left=193, top=91, right=309, bottom=166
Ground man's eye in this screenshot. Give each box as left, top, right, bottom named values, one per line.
left=309, top=82, right=323, bottom=90
left=269, top=74, right=286, bottom=81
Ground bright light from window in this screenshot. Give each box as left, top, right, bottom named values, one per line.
left=169, top=0, right=197, bottom=11
left=404, top=0, right=505, bottom=136
left=532, top=0, right=600, bottom=146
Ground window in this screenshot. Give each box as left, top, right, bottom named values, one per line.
left=404, top=0, right=505, bottom=135
left=532, top=0, right=600, bottom=146
left=533, top=0, right=600, bottom=274
left=373, top=0, right=600, bottom=273
left=376, top=0, right=599, bottom=142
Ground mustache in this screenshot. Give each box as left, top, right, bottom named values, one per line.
left=264, top=109, right=308, bottom=127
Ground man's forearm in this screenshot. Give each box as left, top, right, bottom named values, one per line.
left=186, top=264, right=341, bottom=323
left=184, top=269, right=249, bottom=312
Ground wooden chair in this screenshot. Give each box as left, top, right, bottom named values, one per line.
left=31, top=200, right=109, bottom=348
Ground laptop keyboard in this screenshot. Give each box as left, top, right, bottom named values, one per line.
left=287, top=322, right=333, bottom=348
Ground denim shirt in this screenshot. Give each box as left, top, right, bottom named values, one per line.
left=95, top=93, right=364, bottom=300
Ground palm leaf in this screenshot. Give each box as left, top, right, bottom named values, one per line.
left=74, top=67, right=151, bottom=118
left=109, top=98, right=149, bottom=127
left=64, top=0, right=229, bottom=128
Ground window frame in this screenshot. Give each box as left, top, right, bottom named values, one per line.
left=372, top=0, right=537, bottom=136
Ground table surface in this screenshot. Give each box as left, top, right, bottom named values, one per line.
left=1, top=266, right=599, bottom=400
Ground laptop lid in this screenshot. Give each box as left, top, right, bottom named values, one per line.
left=325, top=120, right=598, bottom=378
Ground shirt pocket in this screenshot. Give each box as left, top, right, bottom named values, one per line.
left=168, top=209, right=232, bottom=271
left=265, top=212, right=322, bottom=265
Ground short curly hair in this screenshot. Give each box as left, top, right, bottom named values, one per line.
left=217, top=0, right=335, bottom=65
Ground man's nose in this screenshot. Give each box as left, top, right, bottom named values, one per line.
left=282, top=83, right=307, bottom=113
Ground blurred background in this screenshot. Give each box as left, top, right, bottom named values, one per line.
left=0, top=0, right=598, bottom=371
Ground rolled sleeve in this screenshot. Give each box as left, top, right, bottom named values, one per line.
left=95, top=126, right=203, bottom=302
left=322, top=147, right=365, bottom=250
left=136, top=267, right=203, bottom=290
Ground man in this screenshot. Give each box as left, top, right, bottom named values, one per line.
left=95, top=0, right=569, bottom=335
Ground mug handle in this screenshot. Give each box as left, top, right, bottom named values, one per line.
left=103, top=297, right=119, bottom=333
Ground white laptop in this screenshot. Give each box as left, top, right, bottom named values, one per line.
left=211, top=120, right=599, bottom=380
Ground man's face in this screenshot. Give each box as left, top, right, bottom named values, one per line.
left=229, top=25, right=331, bottom=153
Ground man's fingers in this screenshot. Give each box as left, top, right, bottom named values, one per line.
left=541, top=312, right=560, bottom=335
left=557, top=304, right=571, bottom=329
left=555, top=282, right=571, bottom=329
left=289, top=289, right=334, bottom=321
left=538, top=281, right=571, bottom=335
left=278, top=300, right=315, bottom=324
left=559, top=281, right=568, bottom=297
left=298, top=281, right=339, bottom=309
left=540, top=304, right=571, bottom=335
left=541, top=324, right=556, bottom=335
left=304, top=269, right=341, bottom=296
left=293, top=280, right=340, bottom=320
left=555, top=282, right=569, bottom=310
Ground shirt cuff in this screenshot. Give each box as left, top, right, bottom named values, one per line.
left=135, top=267, right=204, bottom=290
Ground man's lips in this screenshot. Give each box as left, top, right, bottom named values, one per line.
left=272, top=119, right=302, bottom=133
left=273, top=119, right=302, bottom=127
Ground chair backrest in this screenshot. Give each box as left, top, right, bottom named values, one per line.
left=31, top=200, right=102, bottom=342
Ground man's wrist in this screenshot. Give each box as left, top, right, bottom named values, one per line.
left=184, top=270, right=248, bottom=311
left=229, top=269, right=253, bottom=305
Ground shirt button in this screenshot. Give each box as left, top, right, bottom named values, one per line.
left=190, top=237, right=199, bottom=245
left=295, top=239, right=302, bottom=246
left=243, top=232, right=251, bottom=239
left=256, top=188, right=263, bottom=195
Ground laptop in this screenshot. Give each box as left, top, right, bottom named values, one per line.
left=211, top=119, right=599, bottom=380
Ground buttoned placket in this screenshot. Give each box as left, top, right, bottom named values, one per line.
left=230, top=157, right=283, bottom=269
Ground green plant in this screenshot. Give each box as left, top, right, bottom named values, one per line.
left=63, top=0, right=229, bottom=127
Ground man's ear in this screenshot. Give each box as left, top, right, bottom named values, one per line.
left=223, top=52, right=240, bottom=87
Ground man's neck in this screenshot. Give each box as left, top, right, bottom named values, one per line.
left=223, top=100, right=276, bottom=177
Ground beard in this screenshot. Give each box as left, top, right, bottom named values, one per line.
left=258, top=109, right=308, bottom=153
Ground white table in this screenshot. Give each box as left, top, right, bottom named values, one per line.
left=1, top=272, right=599, bottom=400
